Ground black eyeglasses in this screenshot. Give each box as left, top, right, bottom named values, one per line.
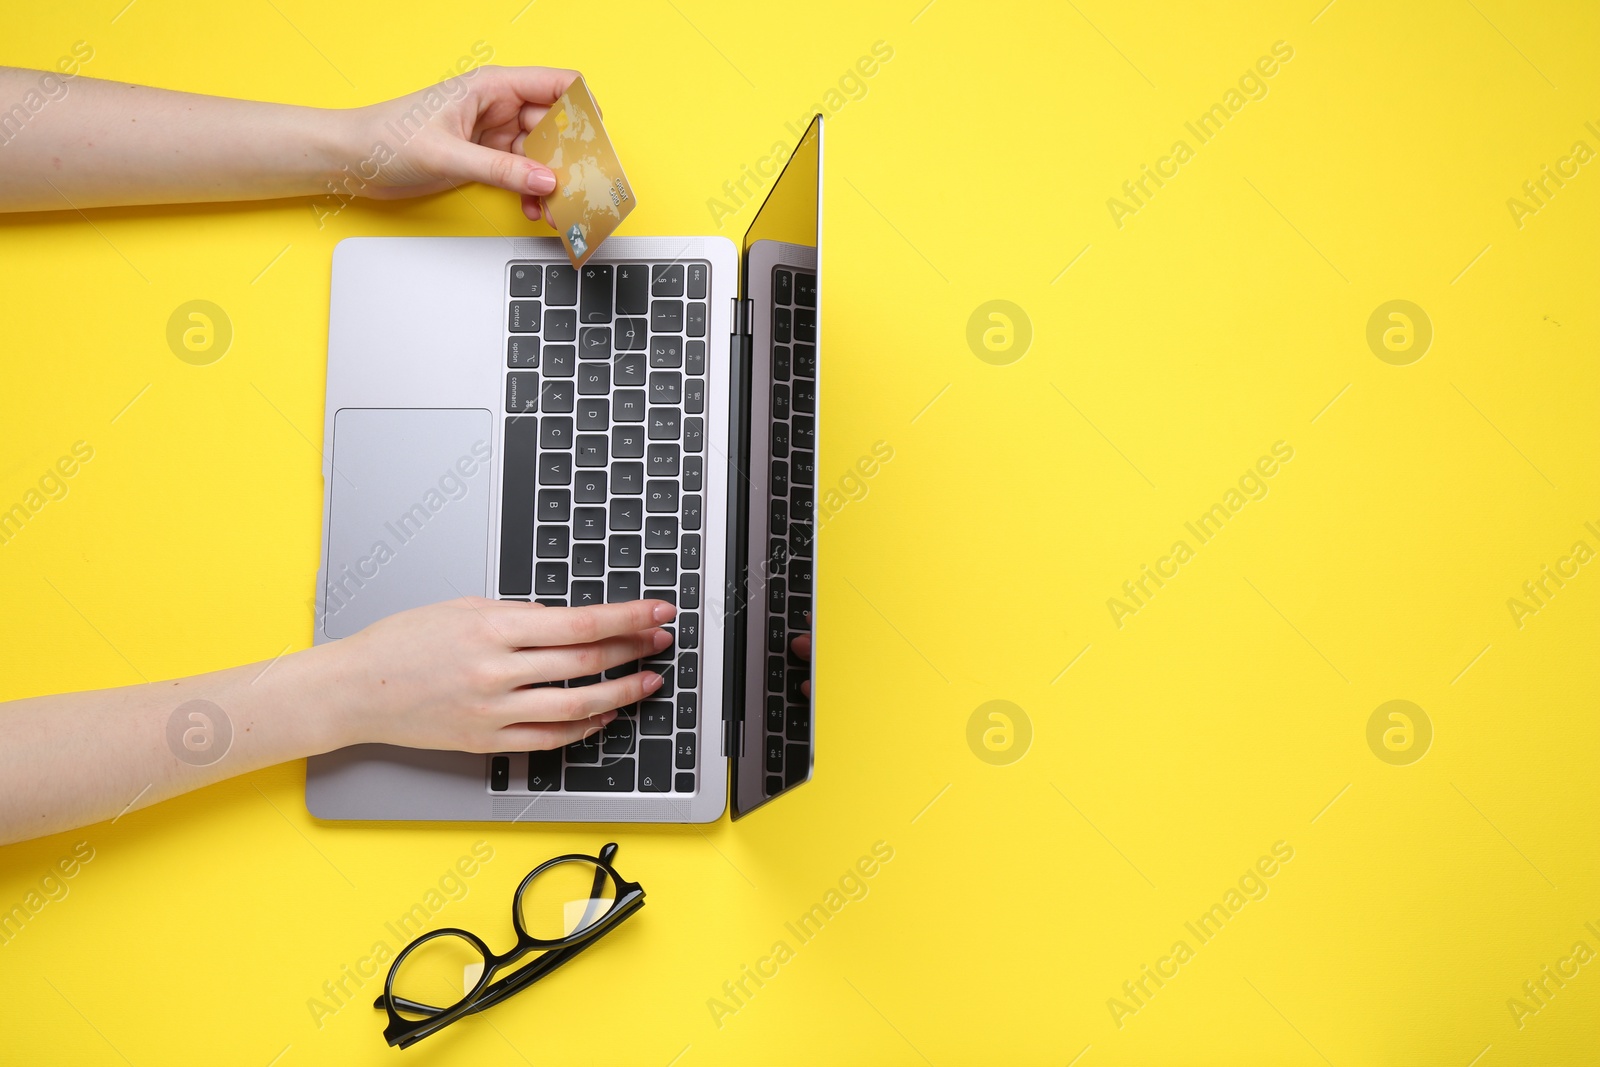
left=372, top=842, right=645, bottom=1048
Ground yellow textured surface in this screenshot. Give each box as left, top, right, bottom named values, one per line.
left=2, top=1, right=1597, bottom=1064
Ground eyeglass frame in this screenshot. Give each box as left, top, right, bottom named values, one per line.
left=373, top=842, right=645, bottom=1048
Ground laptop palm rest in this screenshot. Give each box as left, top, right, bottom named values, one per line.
left=321, top=408, right=493, bottom=640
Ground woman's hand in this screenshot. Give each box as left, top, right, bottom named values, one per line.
left=348, top=65, right=585, bottom=224
left=323, top=597, right=674, bottom=753
left=791, top=633, right=812, bottom=697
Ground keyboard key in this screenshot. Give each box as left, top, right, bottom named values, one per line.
left=775, top=270, right=792, bottom=305
left=498, top=416, right=537, bottom=596
left=649, top=409, right=681, bottom=441
left=769, top=579, right=788, bottom=618
left=545, top=345, right=576, bottom=377
left=788, top=596, right=810, bottom=630
left=651, top=264, right=684, bottom=296
left=650, top=336, right=682, bottom=367
left=765, top=774, right=782, bottom=796
left=508, top=336, right=538, bottom=368
left=793, top=381, right=815, bottom=414
left=573, top=507, right=606, bottom=539
left=541, top=380, right=574, bottom=413
left=613, top=425, right=645, bottom=458
left=616, top=317, right=647, bottom=351
left=675, top=733, right=696, bottom=769
left=792, top=415, right=814, bottom=450
left=536, top=525, right=569, bottom=559
left=639, top=739, right=671, bottom=791
left=578, top=361, right=609, bottom=395
left=794, top=343, right=816, bottom=378
left=683, top=456, right=702, bottom=492
left=571, top=580, right=604, bottom=606
left=679, top=612, right=699, bottom=649
left=579, top=265, right=612, bottom=323
left=615, top=350, right=647, bottom=385
left=771, top=459, right=788, bottom=497
left=602, top=714, right=634, bottom=754
left=544, top=265, right=578, bottom=306
left=676, top=692, right=697, bottom=729
left=795, top=272, right=816, bottom=307
left=646, top=514, right=678, bottom=549
left=575, top=434, right=607, bottom=467
left=681, top=494, right=702, bottom=531
left=787, top=666, right=807, bottom=703
left=647, top=444, right=680, bottom=479
left=527, top=748, right=560, bottom=791
left=535, top=562, right=567, bottom=597
left=791, top=449, right=814, bottom=485
left=611, top=496, right=643, bottom=530
left=773, top=345, right=790, bottom=381
left=644, top=553, right=677, bottom=587
left=795, top=308, right=815, bottom=343
left=617, top=265, right=649, bottom=315
left=490, top=755, right=510, bottom=791
left=683, top=417, right=703, bottom=453
left=565, top=759, right=634, bottom=791
left=648, top=662, right=675, bottom=698
left=607, top=570, right=641, bottom=602
left=540, top=416, right=572, bottom=450
left=687, top=262, right=708, bottom=299
left=506, top=372, right=539, bottom=414
left=684, top=378, right=705, bottom=415
left=576, top=398, right=608, bottom=431
left=680, top=534, right=701, bottom=571
left=686, top=340, right=706, bottom=376
left=686, top=302, right=706, bottom=337
left=678, top=654, right=698, bottom=694
left=651, top=300, right=683, bottom=333
left=765, top=736, right=784, bottom=773
left=614, top=390, right=646, bottom=423
left=767, top=617, right=786, bottom=654
left=790, top=558, right=812, bottom=594
left=674, top=771, right=695, bottom=793
left=574, top=470, right=607, bottom=504
left=769, top=538, right=789, bottom=574
left=646, top=480, right=679, bottom=513
left=649, top=371, right=682, bottom=405
left=771, top=498, right=787, bottom=529
left=791, top=486, right=813, bottom=521
left=784, top=743, right=808, bottom=785
left=509, top=300, right=540, bottom=333
left=772, top=422, right=789, bottom=458
left=790, top=521, right=812, bottom=557
left=640, top=701, right=673, bottom=735
left=572, top=542, right=604, bottom=576
left=608, top=535, right=642, bottom=568
left=612, top=461, right=644, bottom=494
left=544, top=308, right=576, bottom=341
left=538, top=488, right=570, bottom=522
left=772, top=383, right=790, bottom=421
left=535, top=598, right=566, bottom=607
left=766, top=695, right=784, bottom=734
left=774, top=307, right=791, bottom=345
left=579, top=326, right=610, bottom=358
left=510, top=265, right=543, bottom=298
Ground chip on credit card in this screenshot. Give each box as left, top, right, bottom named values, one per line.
left=522, top=76, right=635, bottom=268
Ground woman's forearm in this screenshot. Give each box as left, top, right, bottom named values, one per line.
left=0, top=644, right=353, bottom=846
left=0, top=67, right=354, bottom=211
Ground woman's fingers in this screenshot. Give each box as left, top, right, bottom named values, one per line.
left=495, top=711, right=614, bottom=753
left=790, top=634, right=811, bottom=660
left=506, top=669, right=665, bottom=724
left=496, top=598, right=675, bottom=649
left=513, top=627, right=669, bottom=685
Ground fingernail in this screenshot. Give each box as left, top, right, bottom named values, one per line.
left=644, top=671, right=663, bottom=690
left=652, top=629, right=671, bottom=651
left=652, top=602, right=676, bottom=623
left=526, top=168, right=555, bottom=195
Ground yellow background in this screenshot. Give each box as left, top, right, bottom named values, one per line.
left=2, top=0, right=1598, bottom=1063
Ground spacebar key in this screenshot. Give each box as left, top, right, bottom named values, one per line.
left=564, top=759, right=635, bottom=792
left=498, top=416, right=538, bottom=595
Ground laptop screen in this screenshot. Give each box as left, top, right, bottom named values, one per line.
left=731, top=115, right=822, bottom=817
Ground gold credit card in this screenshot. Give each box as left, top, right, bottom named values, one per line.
left=522, top=76, right=635, bottom=268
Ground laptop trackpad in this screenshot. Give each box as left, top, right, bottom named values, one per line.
left=322, top=408, right=493, bottom=640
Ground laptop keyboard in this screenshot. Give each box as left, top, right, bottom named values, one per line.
left=494, top=259, right=710, bottom=796
left=762, top=266, right=817, bottom=797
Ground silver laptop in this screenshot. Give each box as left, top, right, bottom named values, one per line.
left=305, top=117, right=823, bottom=823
